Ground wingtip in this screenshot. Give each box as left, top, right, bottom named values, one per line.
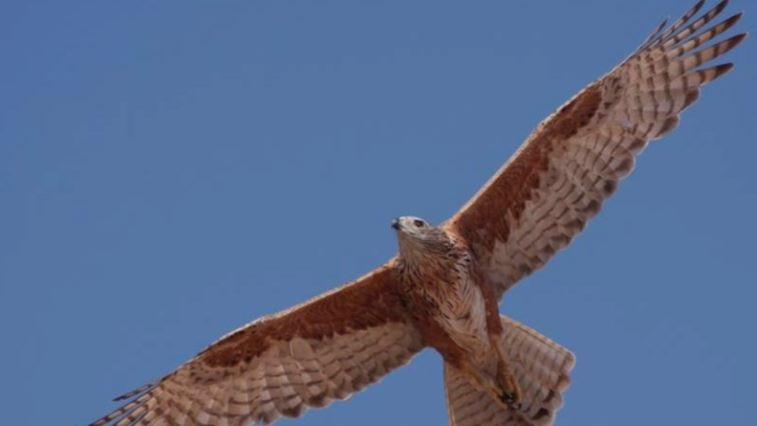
left=715, top=62, right=735, bottom=77
left=713, top=0, right=730, bottom=16
left=111, top=382, right=154, bottom=401
left=687, top=0, right=707, bottom=20
left=658, top=17, right=669, bottom=32
left=692, top=0, right=707, bottom=14
left=726, top=32, right=749, bottom=53
left=725, top=11, right=744, bottom=27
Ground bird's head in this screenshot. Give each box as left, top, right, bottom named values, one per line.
left=391, top=216, right=452, bottom=261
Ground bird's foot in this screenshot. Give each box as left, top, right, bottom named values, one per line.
left=460, top=359, right=522, bottom=411
left=497, top=387, right=522, bottom=410
left=496, top=360, right=522, bottom=410
left=468, top=370, right=522, bottom=410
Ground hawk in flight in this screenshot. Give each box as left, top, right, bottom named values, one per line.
left=87, top=1, right=745, bottom=425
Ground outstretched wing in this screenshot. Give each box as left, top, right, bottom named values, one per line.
left=86, top=262, right=423, bottom=426
left=445, top=0, right=746, bottom=299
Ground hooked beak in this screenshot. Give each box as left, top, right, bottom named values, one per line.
left=391, top=217, right=400, bottom=230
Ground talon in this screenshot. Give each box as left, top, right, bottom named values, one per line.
left=495, top=357, right=522, bottom=410
left=499, top=391, right=521, bottom=410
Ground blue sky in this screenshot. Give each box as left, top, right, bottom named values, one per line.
left=1, top=1, right=754, bottom=425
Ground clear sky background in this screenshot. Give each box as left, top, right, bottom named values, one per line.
left=2, top=1, right=755, bottom=425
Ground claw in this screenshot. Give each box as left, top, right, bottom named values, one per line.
left=499, top=390, right=522, bottom=410
left=494, top=354, right=523, bottom=410
left=495, top=362, right=522, bottom=410
left=458, top=359, right=523, bottom=411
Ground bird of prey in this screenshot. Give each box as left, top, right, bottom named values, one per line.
left=87, top=1, right=746, bottom=425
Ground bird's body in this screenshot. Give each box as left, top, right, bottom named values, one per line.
left=400, top=236, right=488, bottom=357
left=85, top=1, right=746, bottom=425
left=394, top=218, right=486, bottom=356
left=392, top=216, right=520, bottom=407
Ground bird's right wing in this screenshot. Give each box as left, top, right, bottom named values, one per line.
left=444, top=0, right=746, bottom=300
left=86, top=262, right=424, bottom=426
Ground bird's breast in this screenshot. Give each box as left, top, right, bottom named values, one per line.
left=399, top=251, right=492, bottom=357
left=438, top=274, right=490, bottom=352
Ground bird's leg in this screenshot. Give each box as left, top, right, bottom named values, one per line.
left=486, top=326, right=523, bottom=410
left=483, top=314, right=522, bottom=407
left=494, top=354, right=522, bottom=410
left=477, top=267, right=522, bottom=409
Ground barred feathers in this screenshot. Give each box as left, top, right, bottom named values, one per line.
left=445, top=316, right=575, bottom=426
left=448, top=0, right=746, bottom=299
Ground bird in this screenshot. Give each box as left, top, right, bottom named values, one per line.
left=86, top=1, right=746, bottom=425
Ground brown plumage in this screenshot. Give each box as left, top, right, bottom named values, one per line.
left=448, top=0, right=746, bottom=299
left=86, top=1, right=745, bottom=425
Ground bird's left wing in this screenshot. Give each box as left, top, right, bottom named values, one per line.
left=444, top=0, right=746, bottom=299
left=86, top=262, right=423, bottom=426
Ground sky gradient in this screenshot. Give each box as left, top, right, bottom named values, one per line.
left=2, top=1, right=755, bottom=425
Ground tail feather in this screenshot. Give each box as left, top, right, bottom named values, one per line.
left=444, top=315, right=574, bottom=426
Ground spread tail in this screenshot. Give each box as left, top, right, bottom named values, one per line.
left=444, top=315, right=575, bottom=426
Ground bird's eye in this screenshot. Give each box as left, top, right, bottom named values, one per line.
left=414, top=219, right=425, bottom=228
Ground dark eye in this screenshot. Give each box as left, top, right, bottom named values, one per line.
left=413, top=219, right=425, bottom=228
